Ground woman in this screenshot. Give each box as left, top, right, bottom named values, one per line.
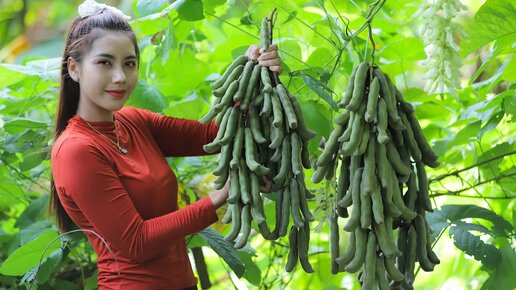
left=50, top=1, right=282, bottom=289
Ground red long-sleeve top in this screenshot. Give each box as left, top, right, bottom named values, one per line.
left=51, top=106, right=219, bottom=290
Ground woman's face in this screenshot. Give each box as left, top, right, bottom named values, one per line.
left=68, top=30, right=138, bottom=121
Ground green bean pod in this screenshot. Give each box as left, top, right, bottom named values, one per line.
left=211, top=55, right=247, bottom=89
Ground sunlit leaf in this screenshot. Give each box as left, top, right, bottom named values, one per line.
left=127, top=79, right=167, bottom=112
left=0, top=230, right=61, bottom=276
left=464, top=0, right=516, bottom=55
left=3, top=118, right=48, bottom=134
left=136, top=0, right=169, bottom=17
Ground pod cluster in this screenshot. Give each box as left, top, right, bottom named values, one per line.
left=313, top=61, right=440, bottom=289
left=200, top=18, right=316, bottom=272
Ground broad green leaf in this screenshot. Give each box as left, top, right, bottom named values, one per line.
left=302, top=74, right=339, bottom=111
left=21, top=248, right=62, bottom=286
left=477, top=110, right=505, bottom=139
left=426, top=210, right=449, bottom=241
left=449, top=225, right=501, bottom=269
left=238, top=250, right=261, bottom=286
left=198, top=227, right=245, bottom=278
left=501, top=56, right=516, bottom=82
left=464, top=0, right=516, bottom=55
left=163, top=95, right=209, bottom=120
left=2, top=58, right=60, bottom=82
left=127, top=79, right=167, bottom=112
left=505, top=93, right=516, bottom=117
left=436, top=205, right=513, bottom=238
left=477, top=142, right=514, bottom=179
left=482, top=243, right=516, bottom=290
left=18, top=220, right=52, bottom=245
left=378, top=37, right=425, bottom=62
left=306, top=47, right=334, bottom=68
left=84, top=270, right=98, bottom=290
left=15, top=194, right=49, bottom=229
left=0, top=167, right=27, bottom=207
left=447, top=121, right=481, bottom=148
left=136, top=0, right=168, bottom=17
left=169, top=0, right=204, bottom=21
left=413, top=103, right=450, bottom=120
left=0, top=230, right=61, bottom=276
left=131, top=13, right=169, bottom=37
left=0, top=65, right=27, bottom=88
left=2, top=118, right=48, bottom=134
left=204, top=0, right=225, bottom=14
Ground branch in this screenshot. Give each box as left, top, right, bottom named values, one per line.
left=430, top=150, right=516, bottom=183
left=430, top=172, right=516, bottom=198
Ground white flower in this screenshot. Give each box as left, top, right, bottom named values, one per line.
left=415, top=0, right=466, bottom=95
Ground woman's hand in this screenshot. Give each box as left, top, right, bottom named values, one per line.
left=209, top=180, right=229, bottom=209
left=245, top=44, right=283, bottom=74
left=259, top=176, right=273, bottom=193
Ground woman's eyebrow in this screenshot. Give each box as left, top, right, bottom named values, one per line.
left=94, top=53, right=137, bottom=60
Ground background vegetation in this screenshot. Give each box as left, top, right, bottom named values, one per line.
left=0, top=0, right=514, bottom=289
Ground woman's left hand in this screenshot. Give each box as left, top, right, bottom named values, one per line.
left=245, top=44, right=283, bottom=74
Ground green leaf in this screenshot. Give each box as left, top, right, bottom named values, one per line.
left=0, top=167, right=27, bottom=207
left=378, top=37, right=426, bottom=62
left=15, top=194, right=49, bottom=229
left=169, top=0, right=204, bottom=21
left=3, top=118, right=48, bottom=134
left=437, top=205, right=513, bottom=238
left=477, top=142, right=514, bottom=179
left=21, top=249, right=62, bottom=287
left=238, top=250, right=261, bottom=285
left=478, top=109, right=504, bottom=139
left=163, top=95, right=209, bottom=120
left=1, top=58, right=61, bottom=82
left=0, top=65, right=27, bottom=88
left=426, top=210, right=450, bottom=241
left=449, top=224, right=501, bottom=269
left=0, top=230, right=61, bottom=276
left=505, top=93, right=516, bottom=117
left=482, top=243, right=516, bottom=290
left=127, top=79, right=167, bottom=112
left=501, top=56, right=516, bottom=82
left=464, top=0, right=516, bottom=55
left=447, top=121, right=481, bottom=148
left=302, top=74, right=339, bottom=111
left=136, top=0, right=169, bottom=17
left=198, top=228, right=245, bottom=278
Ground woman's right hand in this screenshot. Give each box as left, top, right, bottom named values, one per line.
left=209, top=179, right=229, bottom=209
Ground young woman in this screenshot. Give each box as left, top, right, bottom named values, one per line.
left=49, top=1, right=281, bottom=289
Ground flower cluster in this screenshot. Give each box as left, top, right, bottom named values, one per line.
left=415, top=0, right=467, bottom=95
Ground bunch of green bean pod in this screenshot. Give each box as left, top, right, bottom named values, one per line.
left=312, top=61, right=440, bottom=288
left=200, top=17, right=317, bottom=273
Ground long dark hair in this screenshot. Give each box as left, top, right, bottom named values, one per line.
left=50, top=9, right=140, bottom=233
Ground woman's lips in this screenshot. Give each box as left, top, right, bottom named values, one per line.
left=106, top=90, right=126, bottom=98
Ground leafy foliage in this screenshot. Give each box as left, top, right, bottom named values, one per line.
left=0, top=0, right=514, bottom=289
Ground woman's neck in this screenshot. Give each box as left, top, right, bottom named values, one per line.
left=76, top=107, right=114, bottom=122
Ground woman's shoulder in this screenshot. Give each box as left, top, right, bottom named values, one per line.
left=51, top=129, right=106, bottom=162
left=117, top=106, right=157, bottom=119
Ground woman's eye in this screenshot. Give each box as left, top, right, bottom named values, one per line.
left=98, top=60, right=111, bottom=66
left=126, top=61, right=136, bottom=67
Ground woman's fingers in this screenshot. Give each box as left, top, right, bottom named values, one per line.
left=259, top=176, right=273, bottom=193
left=245, top=44, right=261, bottom=61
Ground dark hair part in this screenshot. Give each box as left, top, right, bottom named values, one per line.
left=50, top=9, right=140, bottom=233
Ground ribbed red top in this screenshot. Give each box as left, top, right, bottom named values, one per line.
left=51, top=106, right=219, bottom=289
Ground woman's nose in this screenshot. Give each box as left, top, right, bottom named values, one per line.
left=112, top=67, right=127, bottom=83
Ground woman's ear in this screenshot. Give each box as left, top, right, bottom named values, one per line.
left=67, top=57, right=80, bottom=82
